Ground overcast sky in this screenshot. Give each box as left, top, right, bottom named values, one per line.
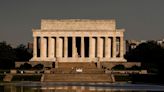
left=0, top=0, right=164, bottom=46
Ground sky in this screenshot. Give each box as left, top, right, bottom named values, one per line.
left=0, top=0, right=164, bottom=47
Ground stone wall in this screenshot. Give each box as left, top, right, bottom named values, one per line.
left=41, top=19, right=116, bottom=30
left=101, top=62, right=141, bottom=69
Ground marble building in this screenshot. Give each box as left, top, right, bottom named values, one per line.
left=30, top=19, right=126, bottom=62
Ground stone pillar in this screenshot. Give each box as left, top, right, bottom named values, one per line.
left=92, top=38, right=96, bottom=58
left=105, top=37, right=110, bottom=58
left=44, top=37, right=47, bottom=58
left=97, top=37, right=100, bottom=57
left=113, top=37, right=116, bottom=58
left=81, top=37, right=85, bottom=57
left=72, top=36, right=76, bottom=57
left=120, top=36, right=124, bottom=58
left=64, top=37, right=68, bottom=58
left=48, top=37, right=54, bottom=58
left=97, top=37, right=99, bottom=57
left=109, top=38, right=111, bottom=58
left=56, top=37, right=60, bottom=57
left=89, top=37, right=94, bottom=58
left=41, top=37, right=47, bottom=59
left=59, top=37, right=63, bottom=57
left=33, top=36, right=37, bottom=59
left=100, top=37, right=104, bottom=58
left=54, top=38, right=56, bottom=57
left=56, top=37, right=63, bottom=58
left=97, top=37, right=103, bottom=58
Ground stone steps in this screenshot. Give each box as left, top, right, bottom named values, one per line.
left=44, top=73, right=112, bottom=82
left=44, top=62, right=113, bottom=82
left=51, top=68, right=104, bottom=74
left=58, top=62, right=97, bottom=69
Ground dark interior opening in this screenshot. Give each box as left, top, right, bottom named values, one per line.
left=84, top=37, right=89, bottom=57
left=37, top=37, right=40, bottom=57
left=76, top=37, right=81, bottom=57
left=68, top=37, right=72, bottom=57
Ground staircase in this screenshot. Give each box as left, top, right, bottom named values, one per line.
left=43, top=62, right=113, bottom=82
left=44, top=73, right=112, bottom=82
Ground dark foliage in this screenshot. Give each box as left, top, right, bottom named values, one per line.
left=125, top=41, right=164, bottom=62
left=0, top=42, right=15, bottom=69
left=125, top=41, right=164, bottom=83
left=111, top=64, right=126, bottom=70
left=19, top=63, right=32, bottom=70
left=14, top=44, right=32, bottom=61
left=126, top=65, right=142, bottom=70
left=33, top=64, right=44, bottom=70
left=0, top=41, right=33, bottom=69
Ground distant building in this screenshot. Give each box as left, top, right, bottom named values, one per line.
left=126, top=40, right=143, bottom=52
left=157, top=39, right=164, bottom=48
left=126, top=39, right=164, bottom=52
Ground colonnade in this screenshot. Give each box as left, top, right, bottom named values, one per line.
left=32, top=36, right=124, bottom=61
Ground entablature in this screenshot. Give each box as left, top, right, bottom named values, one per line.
left=33, top=29, right=124, bottom=37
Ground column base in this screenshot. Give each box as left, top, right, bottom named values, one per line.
left=103, top=57, right=127, bottom=62
left=29, top=57, right=126, bottom=62
left=30, top=57, right=56, bottom=62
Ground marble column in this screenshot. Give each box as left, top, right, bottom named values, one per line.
left=105, top=37, right=110, bottom=58
left=120, top=36, right=124, bottom=58
left=48, top=37, right=54, bottom=58
left=97, top=37, right=103, bottom=58
left=54, top=38, right=56, bottom=57
left=72, top=37, right=76, bottom=57
left=64, top=37, right=68, bottom=58
left=112, top=37, right=116, bottom=58
left=59, top=37, right=63, bottom=57
left=109, top=38, right=111, bottom=58
left=97, top=37, right=100, bottom=58
left=93, top=38, right=96, bottom=58
left=89, top=37, right=94, bottom=58
left=81, top=37, right=85, bottom=57
left=41, top=37, right=47, bottom=59
left=99, top=37, right=103, bottom=58
left=56, top=37, right=60, bottom=57
left=33, top=36, right=37, bottom=59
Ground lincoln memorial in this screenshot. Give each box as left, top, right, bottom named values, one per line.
left=30, top=19, right=126, bottom=63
